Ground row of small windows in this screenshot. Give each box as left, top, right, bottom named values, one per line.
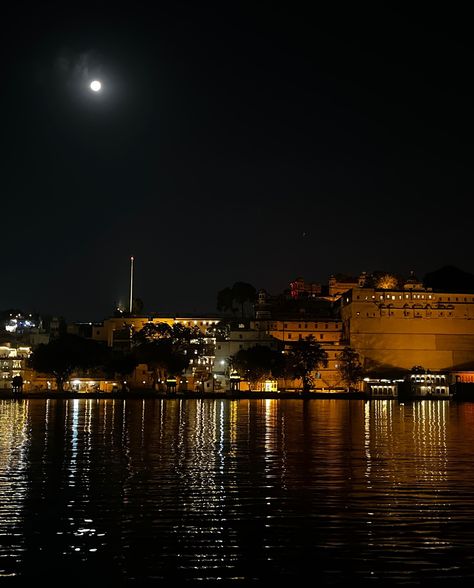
left=357, top=293, right=474, bottom=303
left=282, top=323, right=339, bottom=329
left=370, top=385, right=396, bottom=395
left=254, top=322, right=341, bottom=330
left=177, top=320, right=219, bottom=326
left=358, top=310, right=456, bottom=317
left=458, top=375, right=474, bottom=383
left=411, top=375, right=446, bottom=383
left=286, top=333, right=326, bottom=339
left=414, top=386, right=450, bottom=395
left=378, top=294, right=436, bottom=301
left=2, top=360, right=22, bottom=368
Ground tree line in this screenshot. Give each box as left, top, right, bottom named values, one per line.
left=231, top=337, right=364, bottom=392
left=25, top=322, right=364, bottom=393
left=27, top=322, right=207, bottom=392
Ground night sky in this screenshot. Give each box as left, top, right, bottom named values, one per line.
left=1, top=2, right=473, bottom=322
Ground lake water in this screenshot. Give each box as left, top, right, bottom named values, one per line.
left=2, top=398, right=474, bottom=585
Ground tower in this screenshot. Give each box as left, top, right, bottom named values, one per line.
left=129, top=256, right=134, bottom=314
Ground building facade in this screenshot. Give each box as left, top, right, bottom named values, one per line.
left=252, top=317, right=345, bottom=389
left=341, top=286, right=474, bottom=374
left=0, top=343, right=33, bottom=390
left=90, top=315, right=221, bottom=391
left=213, top=323, right=281, bottom=391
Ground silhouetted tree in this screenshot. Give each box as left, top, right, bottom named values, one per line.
left=104, top=351, right=139, bottom=380
left=232, top=282, right=257, bottom=318
left=134, top=322, right=204, bottom=350
left=286, top=335, right=328, bottom=394
left=337, top=346, right=364, bottom=390
left=231, top=345, right=283, bottom=389
left=217, top=282, right=257, bottom=318
left=410, top=365, right=426, bottom=374
left=133, top=322, right=204, bottom=389
left=29, top=334, right=107, bottom=392
left=423, top=265, right=474, bottom=291
left=208, top=320, right=230, bottom=341
left=217, top=287, right=236, bottom=314
left=134, top=340, right=188, bottom=390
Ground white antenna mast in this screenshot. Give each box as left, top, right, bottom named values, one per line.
left=129, top=256, right=134, bottom=313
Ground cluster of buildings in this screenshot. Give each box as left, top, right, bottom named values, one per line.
left=3, top=270, right=474, bottom=397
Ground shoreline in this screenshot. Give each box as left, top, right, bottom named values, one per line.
left=0, top=390, right=464, bottom=401
left=1, top=389, right=367, bottom=400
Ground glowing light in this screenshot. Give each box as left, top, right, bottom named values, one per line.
left=90, top=80, right=102, bottom=92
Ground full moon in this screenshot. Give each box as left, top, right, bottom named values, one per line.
left=90, top=80, right=102, bottom=92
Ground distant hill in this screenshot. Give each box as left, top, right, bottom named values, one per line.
left=423, top=266, right=474, bottom=292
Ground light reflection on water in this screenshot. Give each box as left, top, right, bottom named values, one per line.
left=1, top=398, right=474, bottom=584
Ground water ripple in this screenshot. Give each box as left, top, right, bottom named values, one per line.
left=2, top=398, right=474, bottom=584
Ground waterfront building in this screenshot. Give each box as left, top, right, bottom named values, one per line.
left=402, top=371, right=451, bottom=398
left=0, top=343, right=33, bottom=390
left=213, top=322, right=281, bottom=391
left=251, top=287, right=350, bottom=390
left=363, top=377, right=400, bottom=398
left=251, top=317, right=345, bottom=390
left=15, top=268, right=474, bottom=396
left=88, top=315, right=221, bottom=391
left=340, top=286, right=474, bottom=374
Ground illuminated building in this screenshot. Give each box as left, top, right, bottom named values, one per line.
left=89, top=315, right=221, bottom=391
left=290, top=277, right=322, bottom=299
left=0, top=343, right=33, bottom=390
left=363, top=377, right=400, bottom=397
left=213, top=322, right=280, bottom=391
left=341, top=286, right=474, bottom=374
left=328, top=272, right=367, bottom=299
left=405, top=371, right=451, bottom=398
left=252, top=317, right=345, bottom=389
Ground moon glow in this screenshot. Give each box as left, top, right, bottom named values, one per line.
left=90, top=80, right=102, bottom=92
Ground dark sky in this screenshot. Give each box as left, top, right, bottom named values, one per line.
left=1, top=2, right=473, bottom=322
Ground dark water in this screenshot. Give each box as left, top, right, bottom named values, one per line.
left=2, top=398, right=474, bottom=585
